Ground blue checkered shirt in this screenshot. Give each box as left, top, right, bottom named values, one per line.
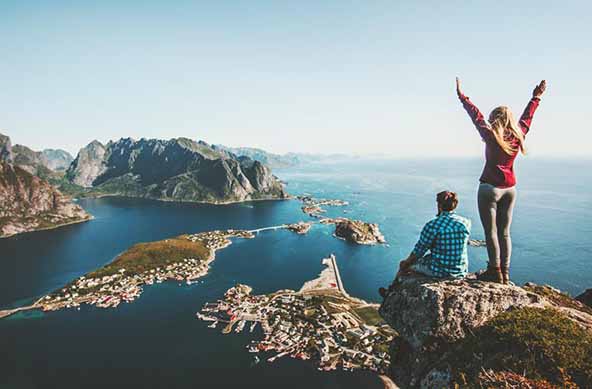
left=413, top=211, right=471, bottom=277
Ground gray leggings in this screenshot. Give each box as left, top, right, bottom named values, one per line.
left=477, top=183, right=517, bottom=270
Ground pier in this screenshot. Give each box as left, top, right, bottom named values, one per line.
left=327, top=254, right=348, bottom=297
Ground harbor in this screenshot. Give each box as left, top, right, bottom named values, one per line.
left=196, top=256, right=394, bottom=373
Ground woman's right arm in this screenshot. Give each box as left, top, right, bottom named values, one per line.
left=456, top=77, right=490, bottom=139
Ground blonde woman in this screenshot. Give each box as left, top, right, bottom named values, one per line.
left=456, top=77, right=546, bottom=284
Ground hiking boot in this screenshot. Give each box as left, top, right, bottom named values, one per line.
left=501, top=267, right=510, bottom=285
left=477, top=266, right=503, bottom=283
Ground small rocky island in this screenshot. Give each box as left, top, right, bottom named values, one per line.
left=379, top=274, right=592, bottom=388
left=285, top=222, right=313, bottom=235
left=297, top=195, right=348, bottom=218
left=197, top=255, right=395, bottom=373
left=320, top=217, right=386, bottom=245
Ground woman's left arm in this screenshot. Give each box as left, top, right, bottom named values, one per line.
left=520, top=80, right=546, bottom=134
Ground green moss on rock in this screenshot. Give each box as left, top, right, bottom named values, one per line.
left=449, top=307, right=592, bottom=388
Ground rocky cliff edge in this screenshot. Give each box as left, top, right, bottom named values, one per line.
left=379, top=274, right=592, bottom=388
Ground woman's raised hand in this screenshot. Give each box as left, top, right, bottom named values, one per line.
left=533, top=80, right=547, bottom=98
left=456, top=77, right=463, bottom=97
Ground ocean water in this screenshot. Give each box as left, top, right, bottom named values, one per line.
left=0, top=158, right=590, bottom=388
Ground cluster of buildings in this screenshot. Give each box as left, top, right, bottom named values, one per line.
left=39, top=230, right=253, bottom=313
left=40, top=257, right=209, bottom=312
left=197, top=284, right=393, bottom=374
left=187, top=229, right=254, bottom=249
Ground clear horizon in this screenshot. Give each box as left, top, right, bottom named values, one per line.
left=1, top=1, right=590, bottom=158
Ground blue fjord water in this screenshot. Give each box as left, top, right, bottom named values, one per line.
left=1, top=158, right=590, bottom=388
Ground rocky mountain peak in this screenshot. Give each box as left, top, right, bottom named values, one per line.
left=0, top=133, right=13, bottom=163
left=65, top=136, right=287, bottom=203
left=40, top=149, right=74, bottom=171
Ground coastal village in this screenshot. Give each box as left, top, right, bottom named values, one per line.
left=2, top=230, right=255, bottom=316
left=0, top=211, right=387, bottom=320
left=196, top=255, right=395, bottom=373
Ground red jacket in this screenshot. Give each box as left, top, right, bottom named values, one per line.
left=459, top=93, right=540, bottom=188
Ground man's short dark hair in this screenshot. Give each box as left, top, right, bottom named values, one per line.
left=437, top=191, right=459, bottom=211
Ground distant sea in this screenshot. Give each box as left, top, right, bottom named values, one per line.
left=1, top=158, right=590, bottom=389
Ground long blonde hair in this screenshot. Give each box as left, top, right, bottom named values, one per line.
left=488, top=106, right=526, bottom=155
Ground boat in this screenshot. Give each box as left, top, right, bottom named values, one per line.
left=208, top=321, right=218, bottom=328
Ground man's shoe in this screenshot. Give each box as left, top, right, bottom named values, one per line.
left=477, top=266, right=503, bottom=283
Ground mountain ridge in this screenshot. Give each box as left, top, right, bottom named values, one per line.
left=65, top=137, right=288, bottom=204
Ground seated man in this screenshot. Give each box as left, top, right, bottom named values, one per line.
left=379, top=191, right=471, bottom=298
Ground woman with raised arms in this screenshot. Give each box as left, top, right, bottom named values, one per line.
left=457, top=77, right=546, bottom=284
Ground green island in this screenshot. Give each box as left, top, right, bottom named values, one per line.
left=0, top=229, right=254, bottom=318
left=196, top=255, right=395, bottom=373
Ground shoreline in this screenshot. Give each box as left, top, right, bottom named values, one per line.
left=0, top=232, right=239, bottom=319
left=0, top=215, right=94, bottom=240
left=71, top=192, right=292, bottom=206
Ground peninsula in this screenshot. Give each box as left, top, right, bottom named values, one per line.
left=196, top=255, right=395, bottom=373
left=0, top=229, right=253, bottom=318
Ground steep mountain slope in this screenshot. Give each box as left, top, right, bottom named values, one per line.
left=66, top=138, right=288, bottom=203
left=40, top=149, right=74, bottom=171
left=0, top=133, right=91, bottom=238
left=0, top=161, right=90, bottom=238
left=0, top=133, right=12, bottom=162
left=11, top=144, right=57, bottom=179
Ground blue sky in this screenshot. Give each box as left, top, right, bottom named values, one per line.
left=1, top=1, right=590, bottom=157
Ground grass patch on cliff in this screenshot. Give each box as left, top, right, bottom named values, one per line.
left=87, top=235, right=210, bottom=278
left=354, top=306, right=384, bottom=326
left=524, top=284, right=592, bottom=315
left=449, top=307, right=592, bottom=388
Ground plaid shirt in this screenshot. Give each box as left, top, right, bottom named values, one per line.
left=413, top=211, right=471, bottom=277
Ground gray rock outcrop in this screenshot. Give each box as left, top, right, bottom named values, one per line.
left=0, top=133, right=13, bottom=163
left=40, top=149, right=74, bottom=171
left=379, top=275, right=541, bottom=349
left=378, top=274, right=592, bottom=388
left=333, top=219, right=386, bottom=245
left=67, top=140, right=108, bottom=187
